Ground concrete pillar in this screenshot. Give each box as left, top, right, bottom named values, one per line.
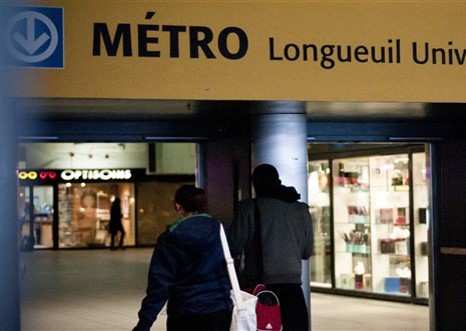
left=251, top=101, right=311, bottom=329
left=1, top=4, right=21, bottom=323
left=0, top=97, right=21, bottom=328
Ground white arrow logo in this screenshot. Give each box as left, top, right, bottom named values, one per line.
left=6, top=10, right=59, bottom=63
left=13, top=16, right=51, bottom=55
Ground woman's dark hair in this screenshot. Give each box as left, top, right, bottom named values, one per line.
left=174, top=185, right=207, bottom=213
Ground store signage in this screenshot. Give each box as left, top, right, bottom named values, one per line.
left=18, top=170, right=57, bottom=180
left=18, top=169, right=140, bottom=183
left=5, top=2, right=466, bottom=102
left=60, top=169, right=132, bottom=181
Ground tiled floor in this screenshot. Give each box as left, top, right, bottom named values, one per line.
left=20, top=249, right=429, bottom=331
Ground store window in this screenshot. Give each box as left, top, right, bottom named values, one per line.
left=308, top=161, right=331, bottom=287
left=308, top=144, right=429, bottom=302
left=58, top=182, right=135, bottom=248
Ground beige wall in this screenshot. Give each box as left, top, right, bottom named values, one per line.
left=6, top=1, right=466, bottom=102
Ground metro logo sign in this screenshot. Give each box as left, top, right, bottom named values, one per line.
left=5, top=6, right=64, bottom=68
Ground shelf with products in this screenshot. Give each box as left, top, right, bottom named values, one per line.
left=369, top=154, right=412, bottom=296
left=338, top=226, right=371, bottom=254
left=332, top=153, right=418, bottom=295
left=333, top=157, right=372, bottom=291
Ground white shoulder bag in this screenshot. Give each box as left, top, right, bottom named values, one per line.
left=220, top=224, right=257, bottom=331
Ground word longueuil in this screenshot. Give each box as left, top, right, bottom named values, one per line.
left=269, top=39, right=466, bottom=69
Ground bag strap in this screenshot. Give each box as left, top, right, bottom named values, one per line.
left=219, top=223, right=244, bottom=307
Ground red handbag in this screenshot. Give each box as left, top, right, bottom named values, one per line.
left=253, top=284, right=282, bottom=331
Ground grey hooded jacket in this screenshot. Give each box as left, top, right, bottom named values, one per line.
left=230, top=196, right=313, bottom=286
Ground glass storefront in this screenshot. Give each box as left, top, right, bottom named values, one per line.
left=17, top=142, right=198, bottom=249
left=18, top=168, right=196, bottom=249
left=18, top=169, right=196, bottom=249
left=58, top=182, right=136, bottom=248
left=308, top=144, right=429, bottom=302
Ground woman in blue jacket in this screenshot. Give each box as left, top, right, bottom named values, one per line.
left=133, top=185, right=232, bottom=331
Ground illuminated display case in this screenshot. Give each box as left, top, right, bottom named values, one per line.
left=412, top=152, right=429, bottom=298
left=308, top=161, right=331, bottom=287
left=308, top=144, right=429, bottom=303
left=333, top=157, right=372, bottom=292
left=368, top=154, right=411, bottom=296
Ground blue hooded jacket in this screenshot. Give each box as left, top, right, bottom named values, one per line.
left=134, top=214, right=232, bottom=331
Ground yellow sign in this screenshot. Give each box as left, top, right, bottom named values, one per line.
left=6, top=1, right=466, bottom=102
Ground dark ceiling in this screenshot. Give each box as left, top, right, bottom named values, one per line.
left=15, top=97, right=466, bottom=122
left=13, top=97, right=466, bottom=142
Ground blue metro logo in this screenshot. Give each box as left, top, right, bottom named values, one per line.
left=5, top=6, right=64, bottom=68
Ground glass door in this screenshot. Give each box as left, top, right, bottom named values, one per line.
left=412, top=152, right=429, bottom=299
left=19, top=186, right=33, bottom=251
left=308, top=161, right=331, bottom=287
left=19, top=185, right=55, bottom=249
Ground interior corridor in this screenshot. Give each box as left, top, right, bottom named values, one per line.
left=20, top=249, right=429, bottom=331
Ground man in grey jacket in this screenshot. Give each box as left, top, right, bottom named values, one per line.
left=230, top=164, right=313, bottom=331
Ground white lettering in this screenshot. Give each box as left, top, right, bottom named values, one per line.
left=60, top=169, right=133, bottom=181
left=61, top=170, right=75, bottom=181
left=100, top=169, right=112, bottom=180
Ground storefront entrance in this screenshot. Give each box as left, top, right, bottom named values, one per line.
left=17, top=142, right=198, bottom=250
left=308, top=143, right=429, bottom=304
left=19, top=184, right=55, bottom=250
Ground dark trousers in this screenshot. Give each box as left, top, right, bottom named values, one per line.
left=166, top=309, right=232, bottom=331
left=110, top=228, right=125, bottom=249
left=266, top=283, right=309, bottom=331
